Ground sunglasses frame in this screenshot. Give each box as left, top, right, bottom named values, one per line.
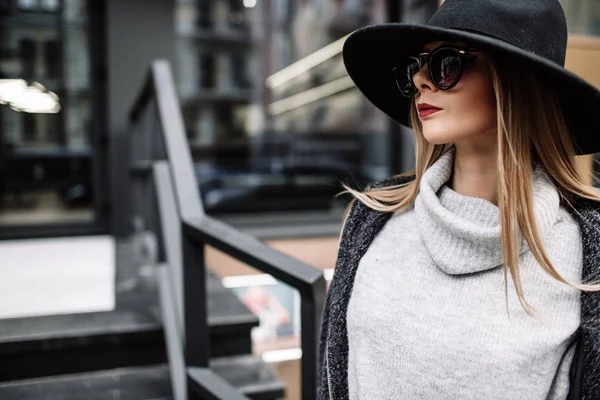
left=393, top=46, right=480, bottom=97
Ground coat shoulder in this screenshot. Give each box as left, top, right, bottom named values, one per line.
left=365, top=174, right=416, bottom=191
left=567, top=198, right=600, bottom=283
left=570, top=198, right=600, bottom=234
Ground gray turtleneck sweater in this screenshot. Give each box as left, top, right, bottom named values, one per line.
left=346, top=146, right=582, bottom=399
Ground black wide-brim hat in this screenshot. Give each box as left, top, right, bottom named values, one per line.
left=343, top=0, right=600, bottom=155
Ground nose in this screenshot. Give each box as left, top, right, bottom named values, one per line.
left=412, top=63, right=437, bottom=95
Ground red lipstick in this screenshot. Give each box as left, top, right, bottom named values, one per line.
left=417, top=103, right=442, bottom=118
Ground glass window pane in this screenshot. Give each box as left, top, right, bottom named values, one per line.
left=0, top=0, right=95, bottom=226
left=560, top=0, right=600, bottom=36
left=175, top=0, right=391, bottom=215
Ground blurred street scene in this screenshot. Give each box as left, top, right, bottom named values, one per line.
left=0, top=0, right=598, bottom=399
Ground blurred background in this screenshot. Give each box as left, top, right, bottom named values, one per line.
left=0, top=0, right=598, bottom=399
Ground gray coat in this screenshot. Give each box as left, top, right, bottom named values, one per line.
left=317, top=174, right=600, bottom=400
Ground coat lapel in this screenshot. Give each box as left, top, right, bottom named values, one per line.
left=568, top=202, right=600, bottom=400
left=326, top=175, right=414, bottom=399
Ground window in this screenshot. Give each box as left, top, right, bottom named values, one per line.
left=0, top=0, right=95, bottom=226
left=174, top=0, right=392, bottom=216
left=560, top=0, right=600, bottom=36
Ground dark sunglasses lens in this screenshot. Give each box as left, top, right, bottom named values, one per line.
left=395, top=57, right=420, bottom=96
left=430, top=48, right=463, bottom=89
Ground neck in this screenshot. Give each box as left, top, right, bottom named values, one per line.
left=449, top=142, right=499, bottom=206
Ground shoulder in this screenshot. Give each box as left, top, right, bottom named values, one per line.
left=340, top=174, right=416, bottom=240
left=568, top=197, right=600, bottom=237
left=565, top=198, right=600, bottom=280
left=345, top=174, right=416, bottom=221
left=364, top=173, right=416, bottom=191
left=346, top=173, right=416, bottom=220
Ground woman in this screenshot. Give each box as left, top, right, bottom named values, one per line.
left=318, top=0, right=600, bottom=399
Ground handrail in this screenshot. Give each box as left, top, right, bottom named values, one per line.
left=153, top=161, right=185, bottom=330
left=183, top=215, right=325, bottom=399
left=130, top=60, right=205, bottom=221
left=183, top=216, right=324, bottom=291
left=154, top=161, right=248, bottom=400
left=128, top=59, right=326, bottom=400
left=157, top=264, right=186, bottom=400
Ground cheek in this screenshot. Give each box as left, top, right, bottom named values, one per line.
left=454, top=84, right=496, bottom=131
left=464, top=69, right=496, bottom=126
left=422, top=74, right=497, bottom=140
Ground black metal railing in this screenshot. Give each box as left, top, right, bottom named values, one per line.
left=129, top=60, right=326, bottom=400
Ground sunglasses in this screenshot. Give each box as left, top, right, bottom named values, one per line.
left=393, top=46, right=479, bottom=97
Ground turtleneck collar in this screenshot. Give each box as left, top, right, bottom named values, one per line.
left=413, top=146, right=561, bottom=275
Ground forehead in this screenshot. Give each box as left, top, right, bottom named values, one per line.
left=421, top=40, right=471, bottom=52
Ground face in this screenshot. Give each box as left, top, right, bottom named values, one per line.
left=412, top=41, right=497, bottom=148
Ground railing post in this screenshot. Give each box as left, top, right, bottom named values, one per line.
left=182, top=226, right=210, bottom=370
left=301, top=282, right=326, bottom=400
left=131, top=61, right=328, bottom=400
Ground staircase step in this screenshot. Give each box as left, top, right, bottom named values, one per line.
left=0, top=239, right=259, bottom=381
left=0, top=356, right=285, bottom=400
left=210, top=355, right=286, bottom=400
left=206, top=269, right=258, bottom=358
left=0, top=365, right=172, bottom=400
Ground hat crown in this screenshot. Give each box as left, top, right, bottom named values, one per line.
left=429, top=0, right=568, bottom=66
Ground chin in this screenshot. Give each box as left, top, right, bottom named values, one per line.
left=422, top=130, right=456, bottom=145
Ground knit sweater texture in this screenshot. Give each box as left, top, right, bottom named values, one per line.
left=317, top=147, right=600, bottom=400
left=346, top=146, right=581, bottom=399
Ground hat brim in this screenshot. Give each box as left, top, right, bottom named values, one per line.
left=343, top=24, right=600, bottom=155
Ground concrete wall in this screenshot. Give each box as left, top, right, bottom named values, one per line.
left=107, top=0, right=176, bottom=236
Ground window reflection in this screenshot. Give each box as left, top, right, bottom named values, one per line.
left=560, top=0, right=600, bottom=36
left=0, top=0, right=94, bottom=225
left=175, top=0, right=391, bottom=215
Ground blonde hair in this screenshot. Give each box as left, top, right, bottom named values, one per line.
left=340, top=55, right=600, bottom=316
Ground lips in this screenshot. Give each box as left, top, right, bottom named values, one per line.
left=417, top=103, right=442, bottom=118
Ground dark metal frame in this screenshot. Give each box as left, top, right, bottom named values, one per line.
left=129, top=60, right=326, bottom=400
left=0, top=0, right=110, bottom=240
